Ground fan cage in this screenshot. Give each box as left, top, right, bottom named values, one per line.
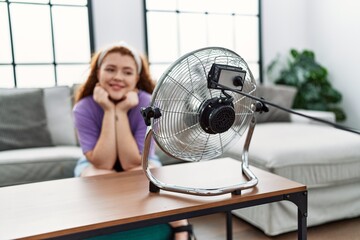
left=151, top=47, right=257, bottom=162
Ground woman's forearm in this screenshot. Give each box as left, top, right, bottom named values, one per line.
left=87, top=109, right=117, bottom=170
left=115, top=111, right=142, bottom=170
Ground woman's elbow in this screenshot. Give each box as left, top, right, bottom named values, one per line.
left=92, top=161, right=114, bottom=170
left=86, top=152, right=114, bottom=170
left=121, top=157, right=142, bottom=171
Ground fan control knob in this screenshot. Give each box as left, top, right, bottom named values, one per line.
left=199, top=98, right=235, bottom=134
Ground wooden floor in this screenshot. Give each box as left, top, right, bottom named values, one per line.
left=190, top=213, right=360, bottom=240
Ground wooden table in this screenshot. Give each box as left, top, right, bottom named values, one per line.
left=0, top=158, right=307, bottom=240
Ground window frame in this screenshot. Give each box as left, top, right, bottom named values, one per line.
left=143, top=0, right=263, bottom=83
left=0, top=0, right=95, bottom=88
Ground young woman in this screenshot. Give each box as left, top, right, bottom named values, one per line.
left=73, top=42, right=195, bottom=240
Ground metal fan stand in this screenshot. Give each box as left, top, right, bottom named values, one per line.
left=142, top=114, right=258, bottom=196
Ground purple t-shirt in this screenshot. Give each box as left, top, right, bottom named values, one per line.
left=73, top=90, right=155, bottom=158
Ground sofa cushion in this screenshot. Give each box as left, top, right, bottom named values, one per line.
left=224, top=123, right=360, bottom=188
left=43, top=86, right=77, bottom=146
left=255, top=84, right=297, bottom=123
left=0, top=146, right=82, bottom=187
left=0, top=88, right=53, bottom=151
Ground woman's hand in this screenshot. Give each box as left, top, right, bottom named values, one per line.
left=115, top=90, right=139, bottom=112
left=114, top=89, right=142, bottom=170
left=93, top=84, right=115, bottom=111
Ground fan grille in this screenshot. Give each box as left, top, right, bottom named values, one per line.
left=151, top=47, right=256, bottom=162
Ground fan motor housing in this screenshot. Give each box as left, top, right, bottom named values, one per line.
left=199, top=97, right=235, bottom=134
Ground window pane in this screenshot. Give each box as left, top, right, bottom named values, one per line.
left=52, top=6, right=90, bottom=63
left=235, top=16, right=259, bottom=62
left=205, top=0, right=258, bottom=15
left=205, top=0, right=236, bottom=13
left=9, top=0, right=49, bottom=3
left=147, top=12, right=178, bottom=62
left=150, top=63, right=170, bottom=82
left=178, top=0, right=207, bottom=12
left=0, top=66, right=15, bottom=88
left=178, top=0, right=258, bottom=14
left=0, top=3, right=12, bottom=63
left=207, top=14, right=234, bottom=50
left=231, top=0, right=258, bottom=15
left=146, top=0, right=176, bottom=11
left=145, top=1, right=260, bottom=82
left=10, top=4, right=53, bottom=63
left=56, top=64, right=88, bottom=86
left=51, top=0, right=87, bottom=6
left=16, top=65, right=55, bottom=87
left=179, top=13, right=207, bottom=55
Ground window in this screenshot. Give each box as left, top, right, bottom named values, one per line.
left=144, top=0, right=262, bottom=83
left=0, top=0, right=94, bottom=88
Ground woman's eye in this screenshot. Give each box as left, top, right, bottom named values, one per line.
left=105, top=68, right=115, bottom=72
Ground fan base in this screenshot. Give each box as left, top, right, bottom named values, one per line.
left=149, top=181, right=243, bottom=195
left=232, top=189, right=242, bottom=195
left=149, top=181, right=160, bottom=193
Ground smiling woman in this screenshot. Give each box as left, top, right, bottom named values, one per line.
left=72, top=41, right=195, bottom=240
left=73, top=42, right=155, bottom=174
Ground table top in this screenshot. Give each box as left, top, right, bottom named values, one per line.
left=0, top=158, right=306, bottom=239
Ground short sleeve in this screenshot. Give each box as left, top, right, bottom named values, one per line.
left=73, top=97, right=102, bottom=154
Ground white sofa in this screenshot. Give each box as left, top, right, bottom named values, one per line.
left=222, top=85, right=360, bottom=236
left=0, top=86, right=83, bottom=187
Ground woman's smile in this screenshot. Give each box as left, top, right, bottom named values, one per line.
left=109, top=82, right=125, bottom=91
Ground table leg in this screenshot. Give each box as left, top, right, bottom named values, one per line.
left=226, top=211, right=233, bottom=240
left=284, top=191, right=308, bottom=240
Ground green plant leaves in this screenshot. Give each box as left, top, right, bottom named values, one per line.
left=268, top=49, right=346, bottom=122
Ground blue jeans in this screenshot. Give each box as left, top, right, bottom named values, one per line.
left=74, top=155, right=162, bottom=177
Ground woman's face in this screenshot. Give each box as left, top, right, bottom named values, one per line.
left=97, top=52, right=139, bottom=101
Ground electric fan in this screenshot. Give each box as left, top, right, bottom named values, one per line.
left=141, top=47, right=265, bottom=196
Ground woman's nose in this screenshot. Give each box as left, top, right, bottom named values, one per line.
left=114, top=71, right=124, bottom=81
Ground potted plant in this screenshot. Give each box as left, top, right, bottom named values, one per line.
left=267, top=49, right=346, bottom=121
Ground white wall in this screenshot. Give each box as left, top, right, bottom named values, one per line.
left=308, top=0, right=360, bottom=130
left=91, top=0, right=145, bottom=52
left=91, top=0, right=360, bottom=130
left=262, top=0, right=309, bottom=70
left=262, top=0, right=360, bottom=130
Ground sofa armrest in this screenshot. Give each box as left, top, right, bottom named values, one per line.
left=290, top=109, right=336, bottom=124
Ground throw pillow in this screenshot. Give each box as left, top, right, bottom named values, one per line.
left=255, top=84, right=297, bottom=123
left=0, top=88, right=53, bottom=151
left=43, top=86, right=77, bottom=146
